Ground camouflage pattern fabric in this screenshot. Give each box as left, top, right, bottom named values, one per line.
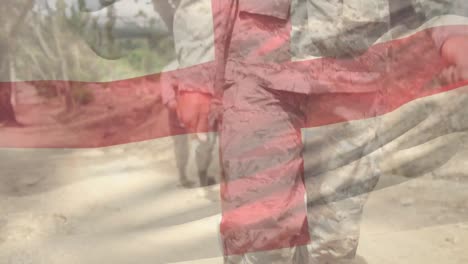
left=169, top=0, right=467, bottom=263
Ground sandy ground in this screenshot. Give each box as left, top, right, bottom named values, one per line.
left=1, top=85, right=468, bottom=264
left=1, top=137, right=467, bottom=264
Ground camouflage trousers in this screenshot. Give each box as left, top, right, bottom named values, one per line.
left=168, top=110, right=216, bottom=186
left=220, top=77, right=379, bottom=263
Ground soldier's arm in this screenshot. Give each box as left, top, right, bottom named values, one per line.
left=435, top=30, right=468, bottom=66
left=179, top=0, right=292, bottom=90
left=424, top=0, right=468, bottom=66
left=176, top=0, right=294, bottom=132
left=431, top=26, right=468, bottom=81
left=170, top=0, right=228, bottom=134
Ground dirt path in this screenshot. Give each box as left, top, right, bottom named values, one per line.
left=1, top=85, right=467, bottom=263
left=0, top=140, right=467, bottom=263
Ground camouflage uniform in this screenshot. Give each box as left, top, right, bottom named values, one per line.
left=172, top=0, right=216, bottom=94
left=172, top=0, right=468, bottom=263
left=160, top=60, right=217, bottom=187
left=72, top=1, right=468, bottom=262
left=299, top=2, right=468, bottom=263
left=292, top=1, right=390, bottom=263
left=159, top=0, right=219, bottom=187
left=173, top=0, right=388, bottom=262
left=78, top=0, right=468, bottom=262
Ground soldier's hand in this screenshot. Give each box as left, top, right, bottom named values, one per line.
left=441, top=36, right=468, bottom=66
left=177, top=91, right=212, bottom=138
left=166, top=98, right=178, bottom=111
left=441, top=35, right=468, bottom=84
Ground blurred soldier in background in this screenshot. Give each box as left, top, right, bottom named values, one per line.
left=154, top=0, right=218, bottom=188
left=160, top=60, right=217, bottom=187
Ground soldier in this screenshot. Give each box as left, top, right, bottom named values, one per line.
left=177, top=0, right=385, bottom=263
left=75, top=0, right=218, bottom=187
left=77, top=0, right=468, bottom=263
left=160, top=60, right=217, bottom=187
left=178, top=0, right=354, bottom=262
left=157, top=0, right=219, bottom=188
left=175, top=0, right=468, bottom=263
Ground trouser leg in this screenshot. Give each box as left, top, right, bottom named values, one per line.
left=168, top=109, right=191, bottom=186
left=195, top=132, right=217, bottom=186
left=219, top=78, right=310, bottom=263
left=305, top=142, right=381, bottom=263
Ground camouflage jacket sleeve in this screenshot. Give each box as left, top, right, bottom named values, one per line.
left=172, top=0, right=216, bottom=95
